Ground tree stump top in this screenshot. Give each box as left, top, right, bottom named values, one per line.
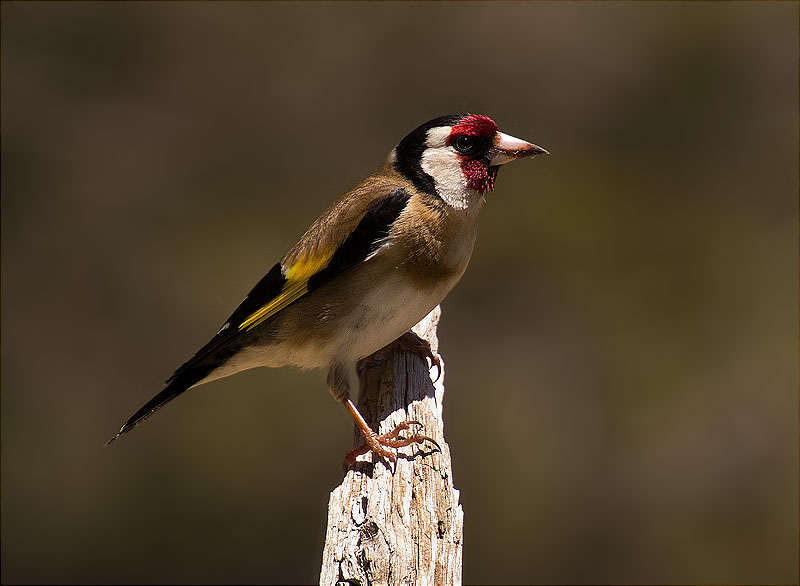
left=320, top=307, right=464, bottom=586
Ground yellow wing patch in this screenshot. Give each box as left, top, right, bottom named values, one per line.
left=238, top=251, right=334, bottom=332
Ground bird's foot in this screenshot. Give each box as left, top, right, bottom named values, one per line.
left=344, top=420, right=440, bottom=470
left=394, top=332, right=442, bottom=381
left=359, top=331, right=442, bottom=381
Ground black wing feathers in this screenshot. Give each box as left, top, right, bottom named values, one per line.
left=223, top=262, right=286, bottom=337
left=308, top=188, right=411, bottom=292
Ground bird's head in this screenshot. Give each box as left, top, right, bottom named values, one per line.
left=391, top=114, right=547, bottom=210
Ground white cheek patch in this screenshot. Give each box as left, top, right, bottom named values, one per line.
left=420, top=147, right=470, bottom=210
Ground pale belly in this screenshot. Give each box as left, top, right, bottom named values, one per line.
left=198, top=270, right=459, bottom=383
left=332, top=273, right=453, bottom=363
left=284, top=270, right=457, bottom=368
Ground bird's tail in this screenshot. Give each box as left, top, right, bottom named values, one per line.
left=106, top=365, right=212, bottom=445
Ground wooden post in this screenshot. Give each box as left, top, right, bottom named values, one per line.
left=320, top=306, right=464, bottom=586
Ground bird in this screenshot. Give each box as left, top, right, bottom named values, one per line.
left=108, top=113, right=547, bottom=467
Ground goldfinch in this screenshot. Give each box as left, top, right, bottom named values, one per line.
left=108, top=114, right=547, bottom=466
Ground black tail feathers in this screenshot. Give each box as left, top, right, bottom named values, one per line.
left=106, top=365, right=213, bottom=445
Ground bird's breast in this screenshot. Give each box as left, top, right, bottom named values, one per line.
left=391, top=196, right=480, bottom=290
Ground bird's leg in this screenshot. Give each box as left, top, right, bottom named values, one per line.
left=341, top=399, right=440, bottom=469
left=358, top=330, right=442, bottom=381
left=328, top=362, right=439, bottom=470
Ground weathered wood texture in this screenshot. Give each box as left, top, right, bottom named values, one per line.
left=320, top=306, right=463, bottom=586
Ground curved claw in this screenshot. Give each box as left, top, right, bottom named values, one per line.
left=430, top=357, right=442, bottom=382
left=397, top=332, right=442, bottom=382
left=343, top=419, right=440, bottom=471
left=358, top=332, right=442, bottom=382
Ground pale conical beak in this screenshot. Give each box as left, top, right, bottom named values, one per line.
left=489, top=131, right=549, bottom=166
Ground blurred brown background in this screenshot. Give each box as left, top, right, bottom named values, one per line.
left=1, top=2, right=797, bottom=584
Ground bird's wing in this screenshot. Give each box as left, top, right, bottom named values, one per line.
left=108, top=183, right=414, bottom=442
left=170, top=183, right=413, bottom=381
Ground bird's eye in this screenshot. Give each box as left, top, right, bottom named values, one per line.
left=453, top=136, right=474, bottom=154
